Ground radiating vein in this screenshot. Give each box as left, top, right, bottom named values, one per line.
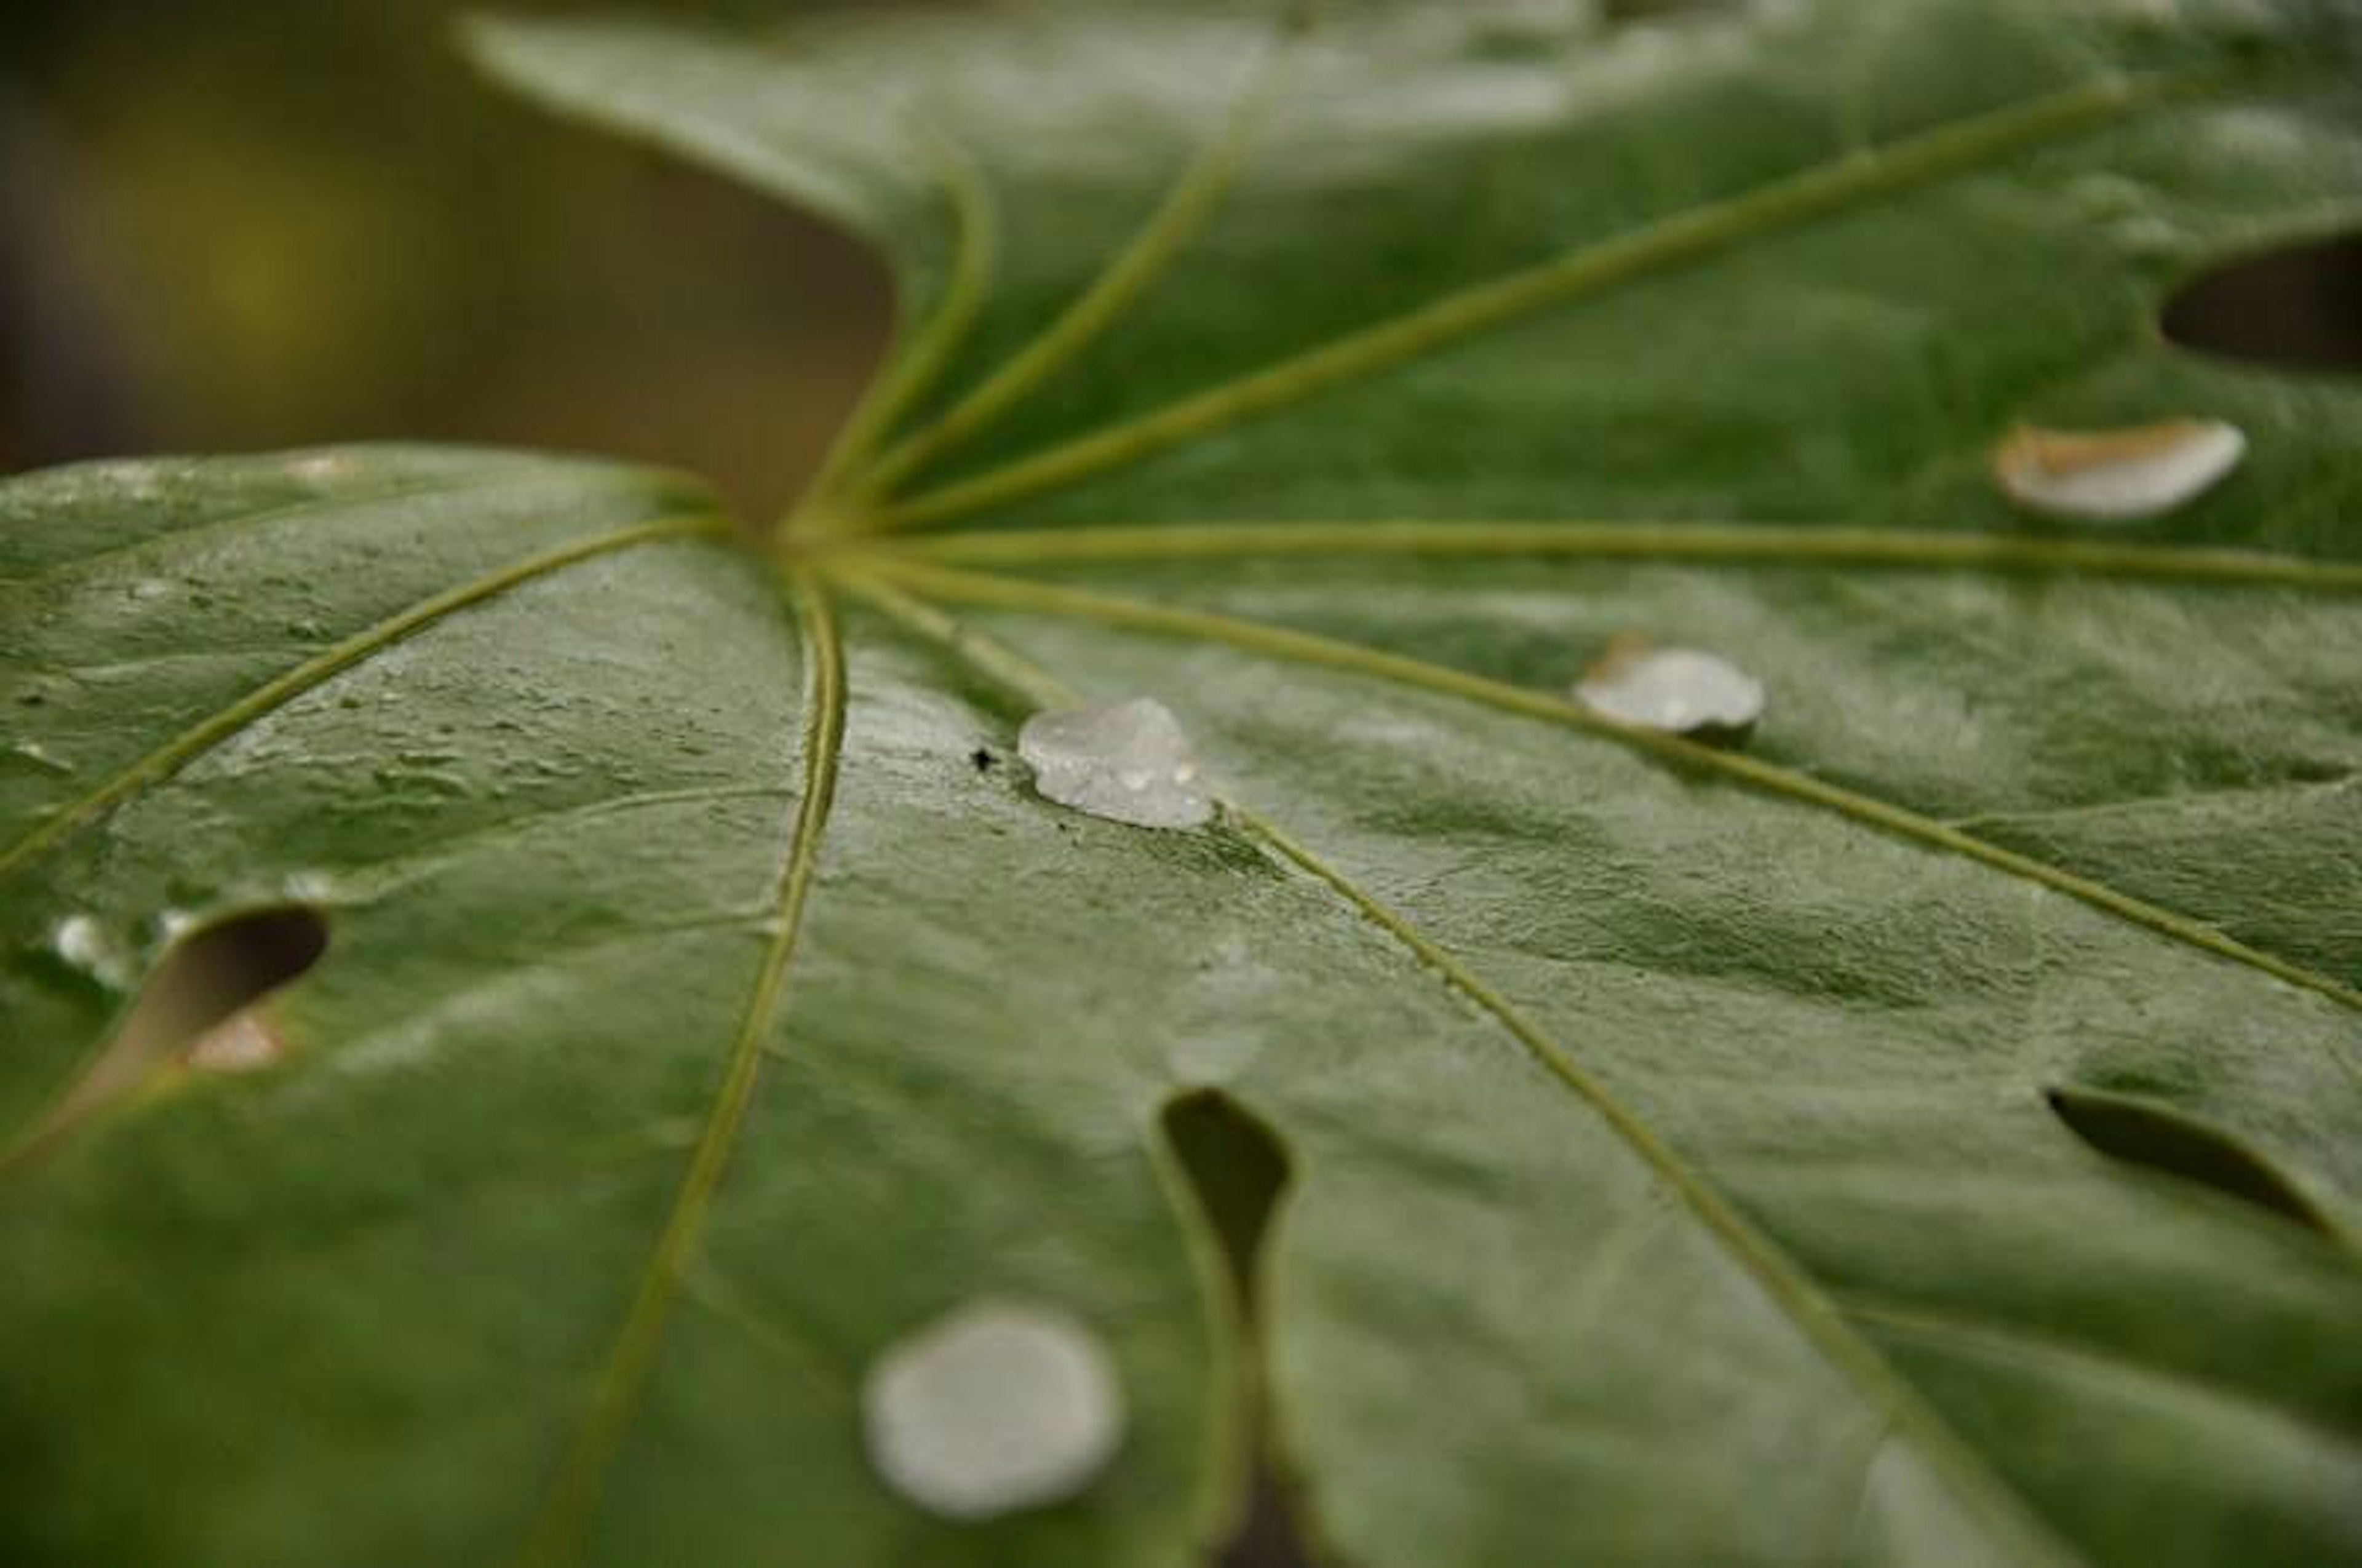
left=879, top=70, right=2188, bottom=530
left=0, top=466, right=717, bottom=588
left=1842, top=1294, right=2362, bottom=1456
left=848, top=24, right=1295, bottom=508
left=846, top=568, right=2084, bottom=1568
left=801, top=133, right=999, bottom=511
left=520, top=572, right=848, bottom=1568
left=867, top=558, right=2362, bottom=1012
left=0, top=514, right=733, bottom=886
left=4, top=473, right=582, bottom=587
left=885, top=519, right=2362, bottom=592
left=683, top=1266, right=853, bottom=1398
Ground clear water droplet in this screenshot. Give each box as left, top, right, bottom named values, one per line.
left=1575, top=640, right=1765, bottom=741
left=862, top=1299, right=1124, bottom=1521
left=130, top=578, right=170, bottom=602
left=1992, top=418, right=2246, bottom=522
left=1018, top=699, right=1212, bottom=830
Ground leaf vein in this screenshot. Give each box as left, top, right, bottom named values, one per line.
left=865, top=558, right=2362, bottom=1011
left=519, top=571, right=848, bottom=1567
left=878, top=70, right=2194, bottom=530
left=881, top=519, right=2362, bottom=591
left=846, top=22, right=1296, bottom=509
left=848, top=569, right=2084, bottom=1567
left=0, top=514, right=733, bottom=888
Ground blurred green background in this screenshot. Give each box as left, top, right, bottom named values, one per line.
left=0, top=1, right=897, bottom=519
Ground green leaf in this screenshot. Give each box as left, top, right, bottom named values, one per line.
left=7, top=3, right=2362, bottom=1565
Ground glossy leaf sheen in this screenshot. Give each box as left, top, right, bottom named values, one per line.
left=6, top=3, right=2362, bottom=1565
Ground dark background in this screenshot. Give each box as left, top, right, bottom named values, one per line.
left=1, top=0, right=899, bottom=520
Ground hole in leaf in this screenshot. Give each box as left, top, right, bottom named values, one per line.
left=5, top=905, right=328, bottom=1171
left=1161, top=1091, right=1321, bottom=1568
left=2161, top=231, right=2362, bottom=372
left=1163, top=1089, right=1292, bottom=1323
left=2045, top=1085, right=2332, bottom=1236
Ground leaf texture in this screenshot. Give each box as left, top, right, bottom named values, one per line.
left=4, top=2, right=2362, bottom=1565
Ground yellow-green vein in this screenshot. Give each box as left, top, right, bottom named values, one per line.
left=886, top=519, right=2362, bottom=593
left=846, top=25, right=1295, bottom=509
left=879, top=70, right=2192, bottom=530
left=867, top=557, right=2362, bottom=1013
left=1241, top=812, right=2084, bottom=1567
left=1840, top=1294, right=2362, bottom=1452
left=797, top=132, right=999, bottom=519
left=0, top=514, right=733, bottom=887
left=520, top=571, right=848, bottom=1567
left=847, top=568, right=2083, bottom=1568
left=2, top=469, right=699, bottom=589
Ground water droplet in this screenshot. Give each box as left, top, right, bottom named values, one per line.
left=1575, top=638, right=1765, bottom=742
left=1992, top=418, right=2246, bottom=522
left=10, top=741, right=73, bottom=775
left=183, top=1013, right=285, bottom=1074
left=1018, top=699, right=1212, bottom=830
left=52, top=914, right=137, bottom=989
left=130, top=578, right=170, bottom=602
left=862, top=1299, right=1124, bottom=1521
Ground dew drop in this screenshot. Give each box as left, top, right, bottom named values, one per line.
left=1575, top=637, right=1765, bottom=742
left=1017, top=698, right=1212, bottom=830
left=10, top=741, right=73, bottom=775
left=130, top=578, right=170, bottom=603
left=862, top=1299, right=1125, bottom=1521
left=52, top=914, right=137, bottom=989
left=1991, top=418, right=2246, bottom=522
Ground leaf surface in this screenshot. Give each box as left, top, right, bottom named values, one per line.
left=6, top=3, right=2362, bottom=1565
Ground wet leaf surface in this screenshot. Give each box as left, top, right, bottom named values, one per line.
left=5, top=4, right=2362, bottom=1564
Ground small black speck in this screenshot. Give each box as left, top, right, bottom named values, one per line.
left=971, top=747, right=998, bottom=772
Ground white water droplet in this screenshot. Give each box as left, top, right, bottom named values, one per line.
left=862, top=1299, right=1124, bottom=1521
left=1575, top=640, right=1765, bottom=740
left=1992, top=418, right=2246, bottom=522
left=130, top=578, right=170, bottom=602
left=184, top=1013, right=285, bottom=1074
left=10, top=741, right=72, bottom=775
left=52, top=915, right=137, bottom=989
left=1019, top=699, right=1212, bottom=830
